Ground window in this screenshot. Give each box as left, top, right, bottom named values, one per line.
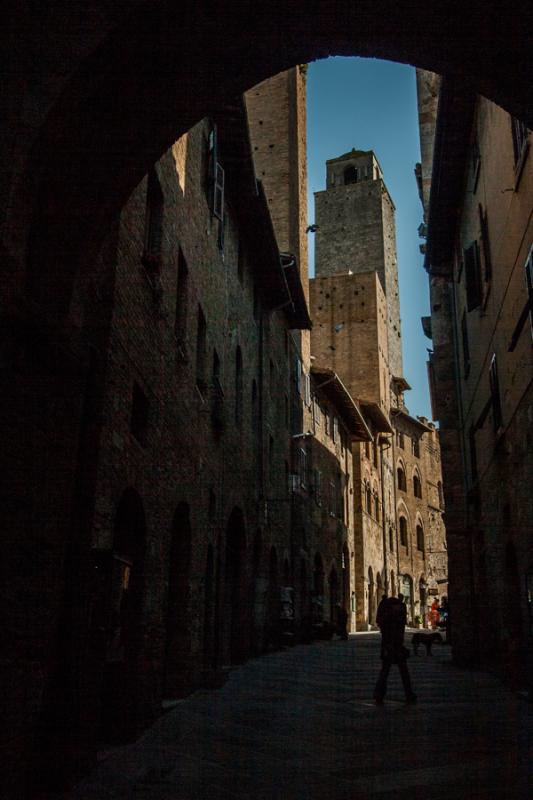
left=344, top=166, right=358, bottom=185
left=235, top=346, right=243, bottom=426
left=412, top=437, right=420, bottom=458
left=252, top=378, right=260, bottom=444
left=365, top=483, right=372, bottom=514
left=416, top=525, right=425, bottom=553
left=329, top=480, right=337, bottom=517
left=399, top=517, right=408, bottom=550
left=489, top=353, right=503, bottom=432
left=365, top=441, right=370, bottom=459
left=299, top=448, right=307, bottom=488
left=389, top=527, right=394, bottom=552
left=478, top=204, right=492, bottom=282
left=175, top=248, right=189, bottom=345
left=304, top=372, right=311, bottom=406
left=313, top=397, right=321, bottom=427
left=511, top=116, right=529, bottom=166
left=397, top=466, right=407, bottom=492
left=413, top=474, right=422, bottom=499
left=464, top=241, right=482, bottom=311
left=130, top=382, right=149, bottom=446
left=461, top=310, right=470, bottom=378
left=295, top=356, right=302, bottom=395
left=314, top=469, right=322, bottom=505
left=333, top=416, right=339, bottom=443
left=374, top=493, right=380, bottom=521
left=196, top=306, right=207, bottom=393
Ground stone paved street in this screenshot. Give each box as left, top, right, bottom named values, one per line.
left=70, top=633, right=533, bottom=799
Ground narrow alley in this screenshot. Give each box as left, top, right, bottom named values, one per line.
left=70, top=634, right=533, bottom=800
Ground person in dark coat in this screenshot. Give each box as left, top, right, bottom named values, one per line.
left=374, top=593, right=416, bottom=705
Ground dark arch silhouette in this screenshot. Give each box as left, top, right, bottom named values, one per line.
left=164, top=502, right=192, bottom=696
left=100, top=488, right=146, bottom=743
left=14, top=2, right=533, bottom=314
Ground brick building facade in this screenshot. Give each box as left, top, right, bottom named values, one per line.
left=416, top=70, right=533, bottom=679
left=310, top=149, right=447, bottom=630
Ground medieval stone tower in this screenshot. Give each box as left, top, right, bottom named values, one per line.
left=314, top=149, right=403, bottom=378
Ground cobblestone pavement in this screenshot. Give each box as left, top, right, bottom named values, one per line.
left=70, top=633, right=533, bottom=799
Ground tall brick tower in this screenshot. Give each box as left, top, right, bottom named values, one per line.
left=314, top=149, right=403, bottom=377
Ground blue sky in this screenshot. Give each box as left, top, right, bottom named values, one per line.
left=306, top=57, right=432, bottom=420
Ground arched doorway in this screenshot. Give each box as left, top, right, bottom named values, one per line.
left=342, top=544, right=350, bottom=628
left=402, top=574, right=414, bottom=625
left=419, top=577, right=428, bottom=628
left=368, top=566, right=375, bottom=627
left=329, top=566, right=339, bottom=624
left=313, top=553, right=325, bottom=623
left=225, top=508, right=247, bottom=664
left=164, top=503, right=192, bottom=697
left=99, top=488, right=146, bottom=743
left=376, top=572, right=383, bottom=619
left=203, top=544, right=215, bottom=668
left=504, top=542, right=523, bottom=684
left=251, top=531, right=263, bottom=654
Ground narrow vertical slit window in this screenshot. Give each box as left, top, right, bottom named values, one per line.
left=175, top=248, right=189, bottom=346
left=196, top=306, right=207, bottom=394
left=461, top=311, right=471, bottom=378
left=235, top=346, right=243, bottom=426
left=489, top=353, right=503, bottom=432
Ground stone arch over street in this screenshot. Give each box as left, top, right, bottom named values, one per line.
left=7, top=2, right=532, bottom=320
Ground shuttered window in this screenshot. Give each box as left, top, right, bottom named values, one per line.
left=489, top=354, right=503, bottom=432
left=464, top=241, right=482, bottom=311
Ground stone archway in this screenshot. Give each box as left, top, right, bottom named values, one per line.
left=329, top=566, right=339, bottom=624
left=9, top=2, right=532, bottom=319
left=368, top=566, right=375, bottom=627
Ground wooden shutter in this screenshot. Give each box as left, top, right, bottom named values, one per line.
left=489, top=354, right=503, bottom=431
left=464, top=241, right=482, bottom=311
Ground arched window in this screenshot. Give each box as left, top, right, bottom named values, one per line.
left=365, top=482, right=372, bottom=514
left=343, top=165, right=358, bottom=185
left=413, top=473, right=422, bottom=498
left=235, top=346, right=243, bottom=425
left=399, top=516, right=408, bottom=550
left=397, top=465, right=407, bottom=492
left=416, top=524, right=425, bottom=553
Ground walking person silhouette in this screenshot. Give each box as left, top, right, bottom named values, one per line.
left=374, top=593, right=417, bottom=705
